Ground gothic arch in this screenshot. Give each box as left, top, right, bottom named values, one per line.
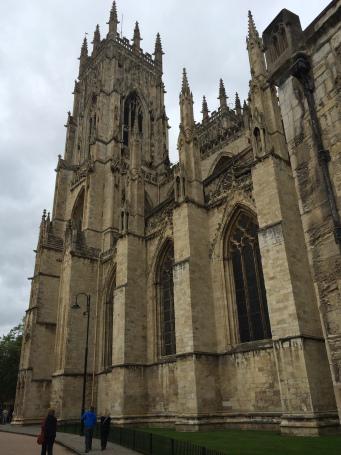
left=223, top=206, right=271, bottom=344
left=154, top=238, right=176, bottom=357
left=71, top=188, right=85, bottom=231
left=103, top=265, right=116, bottom=368
left=208, top=154, right=233, bottom=178
left=122, top=90, right=146, bottom=146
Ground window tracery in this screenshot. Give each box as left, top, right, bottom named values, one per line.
left=226, top=211, right=271, bottom=342
left=103, top=272, right=115, bottom=368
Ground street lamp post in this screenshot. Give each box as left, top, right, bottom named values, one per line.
left=71, top=292, right=91, bottom=436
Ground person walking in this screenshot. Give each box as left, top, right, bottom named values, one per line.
left=99, top=411, right=111, bottom=451
left=81, top=406, right=97, bottom=453
left=2, top=408, right=8, bottom=424
left=40, top=408, right=57, bottom=455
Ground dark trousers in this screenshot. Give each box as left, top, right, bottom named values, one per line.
left=100, top=430, right=109, bottom=449
left=41, top=440, right=54, bottom=455
left=85, top=428, right=94, bottom=451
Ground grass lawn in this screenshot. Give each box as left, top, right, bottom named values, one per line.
left=140, top=427, right=341, bottom=455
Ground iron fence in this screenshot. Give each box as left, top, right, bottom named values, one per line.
left=58, top=422, right=227, bottom=455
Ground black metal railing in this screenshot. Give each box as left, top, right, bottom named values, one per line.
left=58, top=422, right=227, bottom=455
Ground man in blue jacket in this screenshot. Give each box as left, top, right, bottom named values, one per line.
left=81, top=406, right=97, bottom=453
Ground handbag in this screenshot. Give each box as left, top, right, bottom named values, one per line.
left=37, top=418, right=45, bottom=445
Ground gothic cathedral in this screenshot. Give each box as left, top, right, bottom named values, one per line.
left=14, top=1, right=341, bottom=435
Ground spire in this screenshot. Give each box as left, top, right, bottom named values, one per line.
left=218, top=79, right=228, bottom=110
left=179, top=68, right=194, bottom=135
left=246, top=11, right=266, bottom=78
left=108, top=1, right=119, bottom=36
left=153, top=33, right=164, bottom=69
left=132, top=21, right=142, bottom=50
left=78, top=36, right=88, bottom=77
left=235, top=92, right=242, bottom=116
left=92, top=25, right=101, bottom=54
left=201, top=96, right=210, bottom=121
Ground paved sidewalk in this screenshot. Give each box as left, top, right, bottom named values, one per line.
left=0, top=424, right=139, bottom=455
left=0, top=431, right=72, bottom=455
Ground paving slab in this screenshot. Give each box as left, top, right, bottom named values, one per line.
left=0, top=424, right=139, bottom=455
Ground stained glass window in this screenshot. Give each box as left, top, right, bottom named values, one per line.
left=159, top=243, right=176, bottom=356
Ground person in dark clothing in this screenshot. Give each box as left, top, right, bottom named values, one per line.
left=41, top=408, right=57, bottom=455
left=81, top=406, right=97, bottom=453
left=100, top=411, right=111, bottom=450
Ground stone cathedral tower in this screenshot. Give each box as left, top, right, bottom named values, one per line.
left=14, top=1, right=341, bottom=436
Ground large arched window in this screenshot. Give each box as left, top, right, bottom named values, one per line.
left=157, top=241, right=176, bottom=356
left=123, top=92, right=143, bottom=146
left=226, top=210, right=271, bottom=343
left=103, top=271, right=116, bottom=368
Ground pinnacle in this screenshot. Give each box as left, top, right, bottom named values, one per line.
left=248, top=10, right=259, bottom=40
left=218, top=78, right=227, bottom=100
left=132, top=21, right=142, bottom=48
left=154, top=33, right=164, bottom=54
left=80, top=36, right=88, bottom=56
left=201, top=96, right=210, bottom=120
left=181, top=68, right=190, bottom=95
left=109, top=1, right=119, bottom=23
left=134, top=21, right=141, bottom=38
left=235, top=92, right=241, bottom=109
left=92, top=24, right=101, bottom=43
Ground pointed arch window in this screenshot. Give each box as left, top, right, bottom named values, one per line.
left=103, top=272, right=116, bottom=368
left=123, top=92, right=143, bottom=146
left=226, top=211, right=271, bottom=343
left=157, top=241, right=176, bottom=356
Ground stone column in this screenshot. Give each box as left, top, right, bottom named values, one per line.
left=173, top=201, right=219, bottom=430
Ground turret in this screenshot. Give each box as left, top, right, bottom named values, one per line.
left=92, top=25, right=101, bottom=55
left=153, top=33, right=164, bottom=70
left=132, top=22, right=142, bottom=51
left=78, top=36, right=88, bottom=78
left=107, top=1, right=119, bottom=37
left=218, top=79, right=228, bottom=110
left=201, top=96, right=210, bottom=122
left=247, top=11, right=266, bottom=79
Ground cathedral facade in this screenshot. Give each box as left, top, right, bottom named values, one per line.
left=14, top=1, right=341, bottom=436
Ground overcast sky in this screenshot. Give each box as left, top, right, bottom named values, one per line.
left=0, top=0, right=330, bottom=337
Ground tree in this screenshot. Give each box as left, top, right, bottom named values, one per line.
left=0, top=322, right=23, bottom=405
